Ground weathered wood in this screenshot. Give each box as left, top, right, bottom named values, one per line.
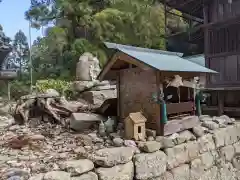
left=13, top=94, right=97, bottom=126
left=156, top=70, right=162, bottom=136
left=166, top=102, right=193, bottom=115
left=202, top=106, right=240, bottom=112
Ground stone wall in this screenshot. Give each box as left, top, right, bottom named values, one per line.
left=25, top=115, right=240, bottom=180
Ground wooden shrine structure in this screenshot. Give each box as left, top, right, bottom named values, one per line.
left=163, top=0, right=240, bottom=116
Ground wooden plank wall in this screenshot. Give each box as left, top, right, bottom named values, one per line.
left=206, top=55, right=240, bottom=86
left=209, top=0, right=240, bottom=23
left=119, top=68, right=160, bottom=130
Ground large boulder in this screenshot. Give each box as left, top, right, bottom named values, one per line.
left=73, top=81, right=116, bottom=92
left=43, top=171, right=71, bottom=180
left=71, top=172, right=98, bottom=180
left=140, top=141, right=162, bottom=153
left=171, top=164, right=190, bottom=180
left=134, top=151, right=167, bottom=179
left=44, top=89, right=60, bottom=97
left=70, top=113, right=106, bottom=132
left=76, top=52, right=101, bottom=81
left=96, top=162, right=134, bottom=180
left=73, top=81, right=97, bottom=92
left=164, top=116, right=200, bottom=136
left=80, top=90, right=117, bottom=107
left=89, top=147, right=135, bottom=167
left=59, top=159, right=94, bottom=176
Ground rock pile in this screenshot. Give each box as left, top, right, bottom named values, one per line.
left=73, top=52, right=116, bottom=107
left=0, top=115, right=240, bottom=180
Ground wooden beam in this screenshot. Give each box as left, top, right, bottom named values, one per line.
left=117, top=72, right=121, bottom=124
left=98, top=51, right=152, bottom=81
left=166, top=10, right=203, bottom=23
left=117, top=53, right=152, bottom=71
left=98, top=52, right=120, bottom=81
left=167, top=0, right=196, bottom=7
left=155, top=70, right=162, bottom=136
left=201, top=15, right=240, bottom=29
left=203, top=5, right=209, bottom=57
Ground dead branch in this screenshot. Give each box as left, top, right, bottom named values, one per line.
left=13, top=94, right=100, bottom=127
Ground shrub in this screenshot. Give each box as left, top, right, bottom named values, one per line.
left=10, top=80, right=30, bottom=100
left=35, top=79, right=72, bottom=96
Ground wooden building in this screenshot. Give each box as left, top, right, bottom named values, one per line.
left=0, top=42, right=17, bottom=80
left=98, top=42, right=216, bottom=135
left=162, top=0, right=240, bottom=116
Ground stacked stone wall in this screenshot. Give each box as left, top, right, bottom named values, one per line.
left=9, top=115, right=240, bottom=180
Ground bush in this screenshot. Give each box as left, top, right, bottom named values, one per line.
left=10, top=80, right=30, bottom=100
left=35, top=79, right=72, bottom=96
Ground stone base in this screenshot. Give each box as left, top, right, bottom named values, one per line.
left=80, top=90, right=117, bottom=107
left=73, top=81, right=116, bottom=92
left=70, top=113, right=106, bottom=132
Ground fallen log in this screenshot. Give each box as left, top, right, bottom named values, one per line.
left=13, top=93, right=100, bottom=126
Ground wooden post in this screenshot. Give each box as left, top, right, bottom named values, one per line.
left=156, top=71, right=164, bottom=136
left=217, top=91, right=224, bottom=116
left=117, top=71, right=121, bottom=125
left=203, top=4, right=209, bottom=58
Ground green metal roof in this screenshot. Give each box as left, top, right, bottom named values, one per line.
left=184, top=54, right=205, bottom=67
left=104, top=42, right=216, bottom=73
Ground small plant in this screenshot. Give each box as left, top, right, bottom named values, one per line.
left=36, top=79, right=72, bottom=96
left=10, top=80, right=30, bottom=100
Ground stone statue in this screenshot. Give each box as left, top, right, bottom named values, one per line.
left=76, top=52, right=101, bottom=81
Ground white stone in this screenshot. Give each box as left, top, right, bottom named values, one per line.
left=96, top=162, right=134, bottom=180
left=220, top=145, right=235, bottom=162
left=198, top=166, right=218, bottom=180
left=29, top=174, right=44, bottom=180
left=29, top=134, right=45, bottom=141
left=45, top=89, right=60, bottom=97
left=233, top=142, right=240, bottom=154
left=80, top=90, right=117, bottom=107
left=73, top=81, right=97, bottom=92
left=213, top=128, right=226, bottom=148
left=76, top=52, right=101, bottom=81
left=197, top=134, right=215, bottom=154
left=43, top=171, right=71, bottom=180
left=175, top=130, right=196, bottom=145
left=202, top=121, right=219, bottom=130
left=59, top=159, right=94, bottom=176
left=141, top=141, right=162, bottom=153
left=70, top=113, right=105, bottom=132
left=89, top=147, right=135, bottom=167
left=113, top=138, right=124, bottom=147
left=165, top=143, right=189, bottom=169
left=192, top=125, right=205, bottom=137
left=171, top=164, right=190, bottom=180
left=134, top=151, right=167, bottom=179
left=70, top=172, right=98, bottom=180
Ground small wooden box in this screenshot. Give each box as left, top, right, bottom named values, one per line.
left=124, top=112, right=146, bottom=141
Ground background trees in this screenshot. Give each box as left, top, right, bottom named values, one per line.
left=25, top=0, right=187, bottom=81
left=12, top=30, right=29, bottom=79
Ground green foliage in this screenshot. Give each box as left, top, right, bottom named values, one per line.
left=36, top=79, right=72, bottom=95
left=12, top=30, right=29, bottom=80
left=25, top=0, right=187, bottom=82
left=71, top=38, right=107, bottom=66
left=10, top=80, right=30, bottom=100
